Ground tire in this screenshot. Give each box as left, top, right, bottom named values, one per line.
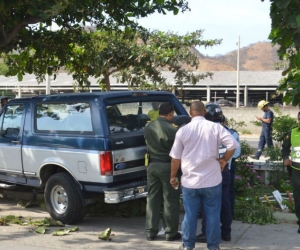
left=44, top=173, right=86, bottom=224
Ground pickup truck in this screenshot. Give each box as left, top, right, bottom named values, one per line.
left=0, top=91, right=189, bottom=224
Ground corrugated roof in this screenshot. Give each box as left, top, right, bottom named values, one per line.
left=0, top=71, right=283, bottom=87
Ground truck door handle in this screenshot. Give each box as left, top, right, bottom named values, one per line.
left=11, top=140, right=21, bottom=144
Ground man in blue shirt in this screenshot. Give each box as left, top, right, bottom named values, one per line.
left=221, top=116, right=241, bottom=217
left=250, top=100, right=274, bottom=160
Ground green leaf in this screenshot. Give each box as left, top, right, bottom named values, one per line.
left=173, top=7, right=179, bottom=15
left=52, top=229, right=70, bottom=236
left=287, top=14, right=298, bottom=28
left=17, top=72, right=23, bottom=81
left=5, top=215, right=16, bottom=221
left=98, top=227, right=112, bottom=240
left=275, top=0, right=292, bottom=9
left=35, top=227, right=47, bottom=234
left=296, top=14, right=300, bottom=28
left=69, top=226, right=79, bottom=232
left=282, top=94, right=292, bottom=104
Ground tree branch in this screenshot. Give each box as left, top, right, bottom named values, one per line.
left=0, top=16, right=44, bottom=48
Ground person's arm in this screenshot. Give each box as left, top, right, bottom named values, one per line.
left=256, top=110, right=273, bottom=124
left=217, top=126, right=239, bottom=170
left=281, top=131, right=292, bottom=166
left=218, top=149, right=235, bottom=170
left=255, top=115, right=271, bottom=123
left=231, top=131, right=241, bottom=159
left=170, top=158, right=181, bottom=188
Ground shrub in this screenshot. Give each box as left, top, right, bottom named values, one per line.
left=0, top=62, right=8, bottom=75
left=282, top=200, right=295, bottom=213
left=240, top=129, right=251, bottom=134
left=234, top=141, right=261, bottom=196
left=234, top=197, right=277, bottom=225
left=271, top=106, right=297, bottom=143
left=226, top=117, right=246, bottom=131
left=278, top=179, right=292, bottom=193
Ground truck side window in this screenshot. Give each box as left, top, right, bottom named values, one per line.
left=1, top=104, right=24, bottom=137
left=36, top=102, right=93, bottom=133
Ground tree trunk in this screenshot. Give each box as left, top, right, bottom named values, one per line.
left=104, top=71, right=110, bottom=91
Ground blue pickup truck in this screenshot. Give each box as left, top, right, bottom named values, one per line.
left=0, top=91, right=189, bottom=223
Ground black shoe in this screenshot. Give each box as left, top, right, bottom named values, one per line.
left=249, top=155, right=259, bottom=160
left=196, top=233, right=207, bottom=243
left=298, top=225, right=300, bottom=234
left=222, top=234, right=231, bottom=241
left=166, top=232, right=181, bottom=241
left=146, top=235, right=156, bottom=241
left=179, top=244, right=193, bottom=250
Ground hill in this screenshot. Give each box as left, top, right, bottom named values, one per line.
left=196, top=42, right=282, bottom=71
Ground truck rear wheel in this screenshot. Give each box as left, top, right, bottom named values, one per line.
left=44, top=173, right=86, bottom=224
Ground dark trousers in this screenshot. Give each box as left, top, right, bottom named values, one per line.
left=255, top=127, right=273, bottom=159
left=291, top=168, right=300, bottom=225
left=201, top=169, right=232, bottom=236
left=229, top=162, right=236, bottom=217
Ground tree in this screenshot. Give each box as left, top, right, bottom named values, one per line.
left=114, top=30, right=221, bottom=91
left=64, top=29, right=142, bottom=91
left=263, top=0, right=300, bottom=106
left=6, top=28, right=221, bottom=91
left=0, top=0, right=189, bottom=79
left=0, top=0, right=189, bottom=51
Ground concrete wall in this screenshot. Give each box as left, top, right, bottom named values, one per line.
left=183, top=106, right=300, bottom=135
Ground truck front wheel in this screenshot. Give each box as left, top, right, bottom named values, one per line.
left=44, top=173, right=86, bottom=224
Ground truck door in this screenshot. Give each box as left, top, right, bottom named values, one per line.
left=0, top=103, right=26, bottom=184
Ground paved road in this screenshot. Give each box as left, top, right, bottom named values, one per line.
left=240, top=134, right=259, bottom=149
left=0, top=198, right=299, bottom=250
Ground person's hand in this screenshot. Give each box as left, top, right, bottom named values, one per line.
left=217, top=158, right=227, bottom=171
left=255, top=115, right=262, bottom=121
left=283, top=159, right=292, bottom=167
left=170, top=177, right=179, bottom=189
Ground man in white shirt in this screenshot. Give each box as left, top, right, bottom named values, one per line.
left=169, top=101, right=239, bottom=250
left=197, top=111, right=241, bottom=244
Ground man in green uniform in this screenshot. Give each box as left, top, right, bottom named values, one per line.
left=144, top=101, right=181, bottom=241
left=281, top=111, right=300, bottom=234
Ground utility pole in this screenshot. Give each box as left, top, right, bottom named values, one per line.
left=236, top=36, right=240, bottom=108
left=46, top=74, right=50, bottom=95
left=45, top=24, right=52, bottom=95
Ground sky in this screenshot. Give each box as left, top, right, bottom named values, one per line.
left=137, top=0, right=271, bottom=57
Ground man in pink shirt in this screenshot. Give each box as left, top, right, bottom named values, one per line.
left=169, top=101, right=239, bottom=250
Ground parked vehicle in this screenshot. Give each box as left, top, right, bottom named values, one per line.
left=0, top=91, right=188, bottom=223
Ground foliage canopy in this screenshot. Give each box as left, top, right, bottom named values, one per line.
left=5, top=28, right=221, bottom=90
left=0, top=0, right=189, bottom=53
left=264, top=0, right=300, bottom=106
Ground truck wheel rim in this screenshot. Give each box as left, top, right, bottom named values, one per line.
left=51, top=185, right=68, bottom=214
